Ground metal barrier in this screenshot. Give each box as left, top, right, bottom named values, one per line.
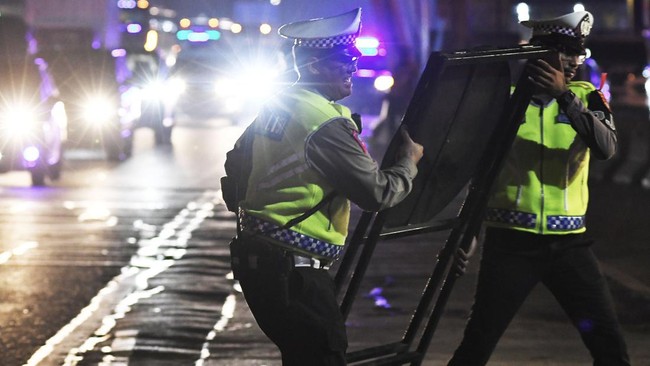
left=334, top=45, right=554, bottom=366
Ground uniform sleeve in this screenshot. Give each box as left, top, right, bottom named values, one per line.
left=557, top=90, right=617, bottom=160
left=305, top=118, right=418, bottom=212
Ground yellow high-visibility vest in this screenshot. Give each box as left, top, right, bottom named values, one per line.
left=486, top=81, right=596, bottom=234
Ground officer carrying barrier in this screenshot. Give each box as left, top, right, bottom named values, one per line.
left=333, top=45, right=561, bottom=366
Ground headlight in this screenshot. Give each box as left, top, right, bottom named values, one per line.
left=142, top=78, right=186, bottom=102
left=374, top=74, right=394, bottom=92
left=81, top=96, right=116, bottom=125
left=0, top=103, right=40, bottom=137
left=214, top=65, right=279, bottom=102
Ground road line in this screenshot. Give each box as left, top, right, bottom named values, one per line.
left=0, top=241, right=38, bottom=264
left=26, top=190, right=226, bottom=365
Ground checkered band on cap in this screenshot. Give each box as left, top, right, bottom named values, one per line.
left=297, top=33, right=357, bottom=48
left=485, top=208, right=537, bottom=228
left=239, top=211, right=343, bottom=259
left=534, top=24, right=577, bottom=38
left=546, top=215, right=585, bottom=231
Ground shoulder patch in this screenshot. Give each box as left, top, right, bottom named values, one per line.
left=258, top=108, right=290, bottom=140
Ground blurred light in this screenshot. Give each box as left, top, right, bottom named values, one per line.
left=23, top=146, right=40, bottom=162
left=219, top=19, right=233, bottom=30
left=260, top=23, right=272, bottom=35
left=177, top=29, right=190, bottom=41
left=374, top=74, right=394, bottom=92
left=81, top=96, right=115, bottom=125
left=0, top=103, right=38, bottom=136
left=574, top=3, right=585, bottom=12
left=188, top=32, right=209, bottom=42
left=516, top=3, right=530, bottom=22
left=208, top=18, right=219, bottom=28
left=356, top=69, right=376, bottom=78
left=117, top=0, right=136, bottom=9
left=161, top=20, right=175, bottom=33
left=144, top=30, right=158, bottom=51
left=126, top=23, right=142, bottom=34
left=270, top=0, right=281, bottom=5
left=643, top=65, right=650, bottom=79
left=206, top=30, right=221, bottom=40
left=111, top=49, right=127, bottom=57
left=356, top=36, right=379, bottom=56
left=137, top=0, right=149, bottom=9
left=179, top=18, right=191, bottom=28
left=231, top=23, right=242, bottom=34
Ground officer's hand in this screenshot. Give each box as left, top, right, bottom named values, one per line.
left=526, top=59, right=568, bottom=98
left=453, top=236, right=478, bottom=276
left=397, top=126, right=424, bottom=164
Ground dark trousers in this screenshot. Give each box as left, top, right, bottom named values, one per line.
left=231, top=235, right=348, bottom=366
left=448, top=228, right=630, bottom=366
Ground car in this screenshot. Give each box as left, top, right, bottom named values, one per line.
left=171, top=25, right=285, bottom=124
left=0, top=56, right=68, bottom=186
left=122, top=53, right=182, bottom=144
left=41, top=49, right=135, bottom=161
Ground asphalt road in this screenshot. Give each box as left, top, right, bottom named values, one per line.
left=1, top=114, right=648, bottom=365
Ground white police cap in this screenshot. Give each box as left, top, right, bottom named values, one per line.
left=521, top=11, right=593, bottom=39
left=278, top=8, right=362, bottom=49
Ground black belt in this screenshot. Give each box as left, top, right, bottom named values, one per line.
left=292, top=254, right=331, bottom=270
left=232, top=235, right=331, bottom=271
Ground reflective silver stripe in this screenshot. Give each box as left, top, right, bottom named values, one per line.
left=257, top=163, right=309, bottom=190
left=267, top=153, right=300, bottom=175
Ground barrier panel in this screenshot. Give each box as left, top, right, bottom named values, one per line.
left=335, top=45, right=557, bottom=366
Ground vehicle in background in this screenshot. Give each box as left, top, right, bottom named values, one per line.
left=0, top=57, right=67, bottom=186
left=39, top=48, right=135, bottom=160
left=0, top=15, right=67, bottom=186
left=24, top=0, right=179, bottom=155
left=172, top=17, right=285, bottom=124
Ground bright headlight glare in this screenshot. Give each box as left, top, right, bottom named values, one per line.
left=169, top=77, right=186, bottom=94
left=23, top=146, right=40, bottom=162
left=82, top=96, right=115, bottom=124
left=142, top=81, right=165, bottom=100
left=0, top=103, right=39, bottom=136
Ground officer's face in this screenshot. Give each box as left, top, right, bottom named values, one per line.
left=559, top=52, right=585, bottom=82
left=317, top=53, right=359, bottom=101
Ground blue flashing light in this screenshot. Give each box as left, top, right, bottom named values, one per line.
left=126, top=23, right=142, bottom=34
left=356, top=36, right=380, bottom=56
left=188, top=32, right=209, bottom=42
left=206, top=30, right=221, bottom=40
left=117, top=0, right=137, bottom=9
left=176, top=29, right=220, bottom=42
left=176, top=30, right=191, bottom=40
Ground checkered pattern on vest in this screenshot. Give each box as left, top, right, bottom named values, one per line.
left=486, top=208, right=586, bottom=231
left=240, top=212, right=343, bottom=259
left=297, top=33, right=357, bottom=48
left=485, top=208, right=537, bottom=228
left=547, top=215, right=585, bottom=231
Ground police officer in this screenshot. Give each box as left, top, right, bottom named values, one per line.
left=448, top=11, right=630, bottom=365
left=226, top=8, right=424, bottom=366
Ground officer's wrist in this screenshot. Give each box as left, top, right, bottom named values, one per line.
left=557, top=90, right=576, bottom=109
